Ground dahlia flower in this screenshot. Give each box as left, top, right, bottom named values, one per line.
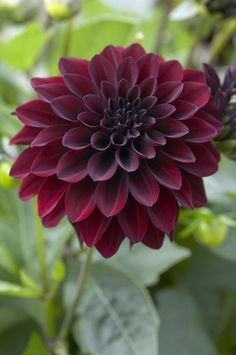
left=10, top=44, right=223, bottom=257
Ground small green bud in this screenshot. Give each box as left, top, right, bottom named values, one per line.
left=44, top=0, right=81, bottom=21
left=0, top=161, right=18, bottom=189
left=195, top=217, right=228, bottom=247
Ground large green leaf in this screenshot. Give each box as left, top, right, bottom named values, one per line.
left=65, top=264, right=159, bottom=355
left=156, top=288, right=218, bottom=355
left=97, top=239, right=191, bottom=286
left=0, top=23, right=48, bottom=70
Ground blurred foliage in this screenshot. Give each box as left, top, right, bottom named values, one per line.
left=0, top=0, right=235, bottom=354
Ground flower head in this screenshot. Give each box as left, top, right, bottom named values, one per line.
left=204, top=62, right=236, bottom=158
left=10, top=44, right=223, bottom=257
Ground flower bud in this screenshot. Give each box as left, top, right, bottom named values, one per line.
left=0, top=161, right=19, bottom=189
left=44, top=0, right=81, bottom=21
left=195, top=217, right=228, bottom=247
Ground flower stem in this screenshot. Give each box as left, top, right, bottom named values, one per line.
left=33, top=199, right=56, bottom=339
left=62, top=19, right=74, bottom=57
left=33, top=198, right=49, bottom=294
left=57, top=247, right=94, bottom=341
left=153, top=0, right=173, bottom=54
left=209, top=19, right=236, bottom=64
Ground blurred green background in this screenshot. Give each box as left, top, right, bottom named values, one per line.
left=0, top=0, right=236, bottom=354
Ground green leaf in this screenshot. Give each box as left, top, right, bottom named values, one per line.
left=97, top=239, right=191, bottom=286
left=0, top=280, right=41, bottom=298
left=175, top=242, right=236, bottom=292
left=0, top=23, right=48, bottom=70
left=0, top=321, right=39, bottom=355
left=0, top=243, right=18, bottom=275
left=23, top=333, right=50, bottom=355
left=205, top=157, right=236, bottom=205
left=156, top=288, right=218, bottom=355
left=67, top=264, right=159, bottom=355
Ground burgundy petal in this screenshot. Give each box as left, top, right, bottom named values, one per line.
left=128, top=164, right=160, bottom=206
left=140, top=77, right=158, bottom=98
left=62, top=127, right=92, bottom=149
left=172, top=100, right=198, bottom=120
left=101, top=45, right=122, bottom=67
left=16, top=100, right=64, bottom=127
left=116, top=57, right=139, bottom=86
left=184, top=117, right=218, bottom=143
left=31, top=76, right=63, bottom=88
left=183, top=69, right=206, bottom=84
left=137, top=54, right=159, bottom=82
left=115, top=147, right=139, bottom=172
left=146, top=130, right=166, bottom=145
left=142, top=223, right=165, bottom=249
left=42, top=198, right=65, bottom=227
left=148, top=189, right=178, bottom=233
left=172, top=172, right=206, bottom=208
left=158, top=60, right=183, bottom=83
left=59, top=57, right=89, bottom=77
left=77, top=112, right=100, bottom=129
left=95, top=219, right=124, bottom=258
left=34, top=83, right=71, bottom=102
left=63, top=74, right=97, bottom=96
left=162, top=141, right=195, bottom=163
left=89, top=55, right=115, bottom=87
left=150, top=153, right=182, bottom=189
left=101, top=81, right=117, bottom=100
left=156, top=82, right=183, bottom=103
left=10, top=147, right=41, bottom=179
left=180, top=143, right=218, bottom=177
left=180, top=82, right=210, bottom=108
left=75, top=208, right=111, bottom=246
left=111, top=132, right=127, bottom=146
left=197, top=111, right=223, bottom=135
left=51, top=95, right=85, bottom=121
left=91, top=131, right=111, bottom=150
left=83, top=94, right=105, bottom=114
left=132, top=135, right=156, bottom=159
left=57, top=149, right=90, bottom=182
left=156, top=119, right=189, bottom=138
left=65, top=178, right=96, bottom=222
left=149, top=103, right=176, bottom=119
left=38, top=175, right=67, bottom=217
left=117, top=78, right=131, bottom=97
left=10, top=126, right=41, bottom=145
left=122, top=43, right=146, bottom=59
left=31, top=147, right=65, bottom=177
left=31, top=125, right=70, bottom=147
left=118, top=198, right=148, bottom=243
left=19, top=174, right=44, bottom=201
left=97, top=171, right=128, bottom=217
left=88, top=151, right=117, bottom=181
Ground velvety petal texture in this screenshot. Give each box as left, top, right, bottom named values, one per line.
left=10, top=44, right=223, bottom=258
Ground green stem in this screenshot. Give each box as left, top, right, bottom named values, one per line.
left=33, top=199, right=49, bottom=294
left=153, top=0, right=173, bottom=54
left=33, top=199, right=56, bottom=339
left=209, top=19, right=236, bottom=64
left=61, top=19, right=74, bottom=57
left=57, top=247, right=94, bottom=341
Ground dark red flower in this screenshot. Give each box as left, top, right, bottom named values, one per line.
left=10, top=44, right=223, bottom=258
